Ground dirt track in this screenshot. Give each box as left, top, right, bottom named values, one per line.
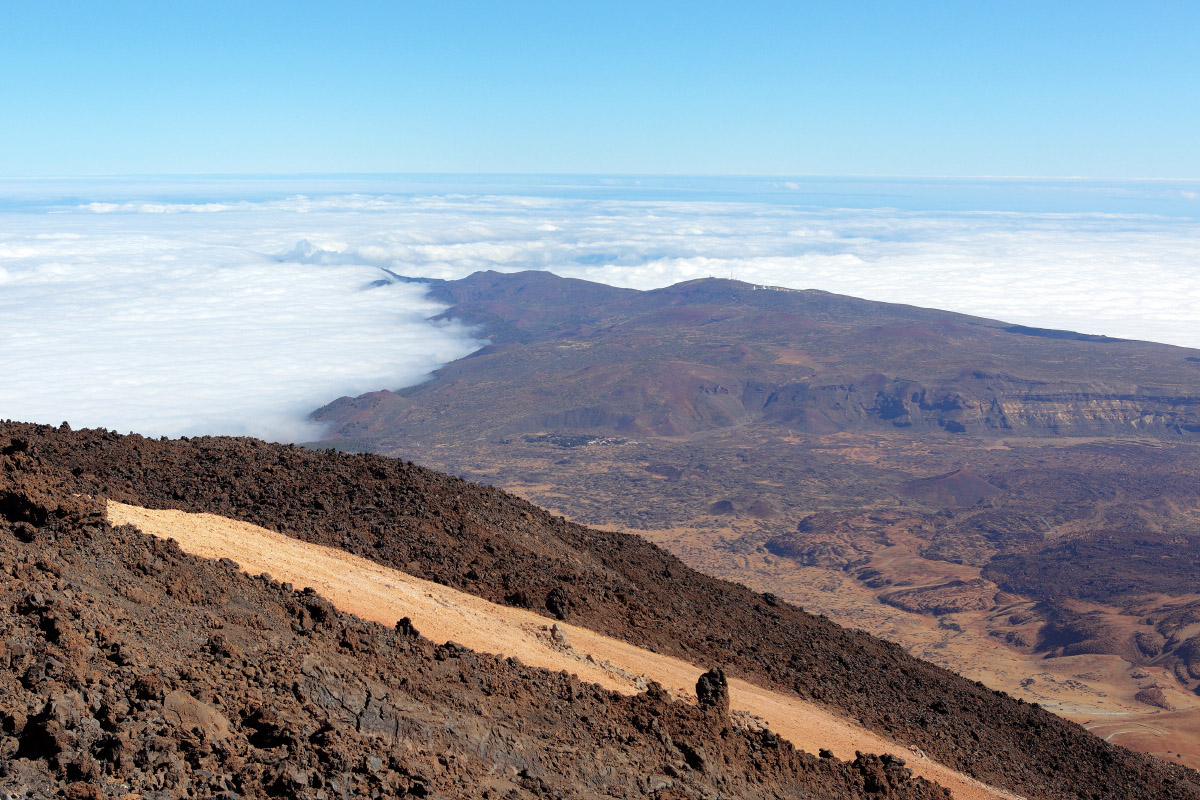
left=109, top=500, right=1020, bottom=800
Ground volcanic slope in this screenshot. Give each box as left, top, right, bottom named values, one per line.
left=311, top=271, right=1200, bottom=762
left=316, top=270, right=1200, bottom=444
left=3, top=423, right=1198, bottom=799
left=0, top=456, right=950, bottom=800
left=104, top=500, right=1004, bottom=800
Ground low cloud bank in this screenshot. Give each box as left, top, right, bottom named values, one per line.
left=0, top=209, right=480, bottom=441
left=3, top=183, right=1198, bottom=441
left=279, top=196, right=1200, bottom=349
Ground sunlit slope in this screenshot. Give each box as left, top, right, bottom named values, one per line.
left=108, top=500, right=1016, bottom=800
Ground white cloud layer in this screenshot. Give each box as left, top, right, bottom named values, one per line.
left=2, top=182, right=1199, bottom=441
left=0, top=208, right=481, bottom=441
left=269, top=196, right=1200, bottom=349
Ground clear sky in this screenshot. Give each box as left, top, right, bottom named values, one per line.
left=2, top=1, right=1198, bottom=177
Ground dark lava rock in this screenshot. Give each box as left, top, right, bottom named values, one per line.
left=1136, top=686, right=1174, bottom=710
left=0, top=485, right=948, bottom=800
left=695, top=667, right=729, bottom=717
left=545, top=586, right=570, bottom=620
left=1, top=421, right=1198, bottom=800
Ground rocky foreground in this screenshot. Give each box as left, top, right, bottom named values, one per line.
left=0, top=505, right=945, bottom=799
left=3, top=421, right=1199, bottom=799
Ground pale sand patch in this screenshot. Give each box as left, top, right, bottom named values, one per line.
left=108, top=500, right=1021, bottom=800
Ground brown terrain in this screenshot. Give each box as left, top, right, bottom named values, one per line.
left=103, top=501, right=1009, bottom=800
left=2, top=434, right=952, bottom=800
left=5, top=422, right=1199, bottom=798
left=311, top=270, right=1200, bottom=767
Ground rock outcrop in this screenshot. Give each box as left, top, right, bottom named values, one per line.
left=695, top=668, right=730, bottom=717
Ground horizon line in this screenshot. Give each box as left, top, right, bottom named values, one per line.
left=2, top=171, right=1200, bottom=183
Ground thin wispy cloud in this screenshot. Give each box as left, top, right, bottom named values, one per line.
left=2, top=181, right=1198, bottom=441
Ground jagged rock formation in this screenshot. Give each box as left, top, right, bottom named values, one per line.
left=2, top=421, right=1198, bottom=799
left=695, top=668, right=730, bottom=718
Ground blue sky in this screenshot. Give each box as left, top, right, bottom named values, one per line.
left=3, top=1, right=1198, bottom=177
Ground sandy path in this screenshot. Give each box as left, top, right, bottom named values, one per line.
left=108, top=501, right=1021, bottom=800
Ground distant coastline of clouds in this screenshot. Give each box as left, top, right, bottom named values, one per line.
left=2, top=177, right=1199, bottom=441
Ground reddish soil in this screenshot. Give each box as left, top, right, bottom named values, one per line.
left=2, top=421, right=1198, bottom=799
left=106, top=501, right=1012, bottom=800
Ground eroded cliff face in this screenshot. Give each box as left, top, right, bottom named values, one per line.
left=762, top=375, right=1200, bottom=437
left=318, top=370, right=1200, bottom=448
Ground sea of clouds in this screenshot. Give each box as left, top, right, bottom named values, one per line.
left=2, top=177, right=1199, bottom=441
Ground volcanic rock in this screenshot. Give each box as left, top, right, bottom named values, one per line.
left=1, top=421, right=1197, bottom=800
left=695, top=667, right=730, bottom=717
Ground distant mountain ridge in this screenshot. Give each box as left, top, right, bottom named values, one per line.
left=317, top=270, right=1200, bottom=444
